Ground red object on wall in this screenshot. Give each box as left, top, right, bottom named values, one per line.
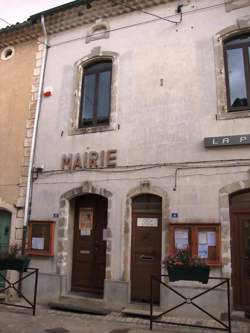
left=43, top=90, right=52, bottom=97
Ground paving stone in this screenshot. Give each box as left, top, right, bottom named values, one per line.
left=0, top=305, right=249, bottom=333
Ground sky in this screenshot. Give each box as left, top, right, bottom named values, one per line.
left=0, top=0, right=73, bottom=28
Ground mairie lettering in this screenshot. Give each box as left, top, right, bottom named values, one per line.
left=62, top=150, right=117, bottom=170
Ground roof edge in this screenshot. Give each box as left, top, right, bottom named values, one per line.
left=0, top=20, right=32, bottom=34
left=29, top=0, right=90, bottom=22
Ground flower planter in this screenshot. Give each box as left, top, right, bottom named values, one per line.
left=0, top=258, right=30, bottom=272
left=167, top=265, right=210, bottom=284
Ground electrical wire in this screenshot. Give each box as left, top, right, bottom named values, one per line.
left=38, top=158, right=250, bottom=177
left=0, top=17, right=13, bottom=27
left=49, top=0, right=225, bottom=48
left=1, top=0, right=225, bottom=49
left=32, top=168, right=248, bottom=186
left=115, top=0, right=183, bottom=25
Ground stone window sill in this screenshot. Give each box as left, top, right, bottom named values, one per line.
left=216, top=110, right=250, bottom=120
left=69, top=124, right=116, bottom=135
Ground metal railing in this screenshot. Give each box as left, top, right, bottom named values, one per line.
left=150, top=275, right=231, bottom=333
left=0, top=268, right=39, bottom=315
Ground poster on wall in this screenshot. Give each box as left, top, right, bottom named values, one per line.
left=207, top=231, right=216, bottom=246
left=198, top=244, right=208, bottom=258
left=79, top=208, right=93, bottom=236
left=174, top=229, right=189, bottom=250
left=32, top=237, right=45, bottom=250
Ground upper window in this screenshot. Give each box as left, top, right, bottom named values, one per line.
left=79, top=60, right=112, bottom=128
left=224, top=34, right=250, bottom=112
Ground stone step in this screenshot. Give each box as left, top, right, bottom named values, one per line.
left=221, top=310, right=250, bottom=322
left=122, top=304, right=162, bottom=318
left=49, top=296, right=111, bottom=316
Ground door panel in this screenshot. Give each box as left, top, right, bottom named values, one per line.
left=240, top=216, right=250, bottom=307
left=230, top=208, right=250, bottom=310
left=71, top=195, right=107, bottom=294
left=230, top=190, right=250, bottom=311
left=0, top=210, right=11, bottom=288
left=131, top=194, right=162, bottom=304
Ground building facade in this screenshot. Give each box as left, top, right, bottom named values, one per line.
left=0, top=21, right=42, bottom=276
left=22, top=0, right=250, bottom=316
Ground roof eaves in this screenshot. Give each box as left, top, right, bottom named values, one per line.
left=29, top=0, right=89, bottom=22
left=0, top=20, right=32, bottom=34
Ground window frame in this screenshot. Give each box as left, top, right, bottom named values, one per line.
left=27, top=220, right=55, bottom=257
left=224, top=34, right=250, bottom=112
left=79, top=59, right=112, bottom=128
left=168, top=223, right=221, bottom=267
left=70, top=52, right=118, bottom=136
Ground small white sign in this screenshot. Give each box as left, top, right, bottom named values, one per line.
left=137, top=218, right=158, bottom=227
left=32, top=237, right=44, bottom=250
left=175, top=229, right=189, bottom=249
left=80, top=229, right=91, bottom=236
left=198, top=232, right=207, bottom=244
left=208, top=231, right=216, bottom=246
left=198, top=244, right=208, bottom=258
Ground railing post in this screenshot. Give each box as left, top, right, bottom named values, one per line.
left=227, top=278, right=231, bottom=333
left=150, top=275, right=153, bottom=331
left=33, top=268, right=39, bottom=316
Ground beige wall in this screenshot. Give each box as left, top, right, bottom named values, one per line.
left=0, top=40, right=37, bottom=205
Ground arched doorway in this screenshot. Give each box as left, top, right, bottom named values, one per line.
left=131, top=193, right=162, bottom=304
left=0, top=210, right=11, bottom=287
left=230, top=190, right=250, bottom=311
left=71, top=194, right=108, bottom=295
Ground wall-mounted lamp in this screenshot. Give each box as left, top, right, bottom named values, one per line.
left=32, top=166, right=44, bottom=180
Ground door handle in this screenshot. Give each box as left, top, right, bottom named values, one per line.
left=80, top=250, right=90, bottom=254
left=140, top=255, right=154, bottom=261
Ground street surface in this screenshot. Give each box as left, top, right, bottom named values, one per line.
left=0, top=305, right=249, bottom=333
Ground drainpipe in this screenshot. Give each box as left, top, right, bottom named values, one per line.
left=22, top=15, right=49, bottom=254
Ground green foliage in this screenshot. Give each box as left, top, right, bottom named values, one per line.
left=0, top=244, right=29, bottom=261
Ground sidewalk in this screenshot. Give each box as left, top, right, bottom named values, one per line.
left=0, top=305, right=249, bottom=333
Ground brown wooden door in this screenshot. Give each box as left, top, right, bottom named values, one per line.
left=231, top=211, right=250, bottom=310
left=131, top=194, right=162, bottom=304
left=230, top=191, right=250, bottom=311
left=71, top=194, right=107, bottom=294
